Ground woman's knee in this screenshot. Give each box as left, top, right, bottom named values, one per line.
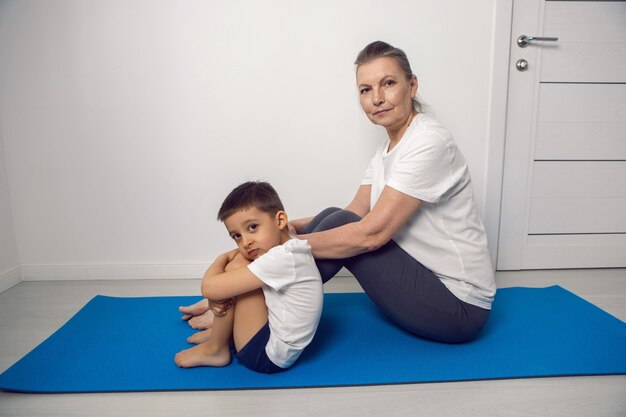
left=318, top=207, right=343, bottom=218
left=299, top=207, right=343, bottom=234
left=313, top=209, right=362, bottom=232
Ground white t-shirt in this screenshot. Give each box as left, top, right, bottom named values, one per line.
left=247, top=238, right=323, bottom=368
left=362, top=113, right=496, bottom=309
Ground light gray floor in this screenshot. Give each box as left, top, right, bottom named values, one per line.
left=1, top=270, right=625, bottom=417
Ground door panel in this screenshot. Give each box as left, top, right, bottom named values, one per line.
left=541, top=1, right=626, bottom=82
left=537, top=84, right=626, bottom=122
left=531, top=161, right=626, bottom=199
left=529, top=161, right=626, bottom=234
left=543, top=1, right=626, bottom=41
left=541, top=43, right=626, bottom=82
left=535, top=84, right=626, bottom=160
left=535, top=122, right=626, bottom=160
left=529, top=198, right=626, bottom=233
left=524, top=234, right=626, bottom=269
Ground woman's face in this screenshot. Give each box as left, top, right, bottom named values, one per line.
left=356, top=57, right=417, bottom=133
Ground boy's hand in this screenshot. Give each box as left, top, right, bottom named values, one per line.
left=217, top=249, right=239, bottom=265
left=205, top=250, right=250, bottom=316
left=208, top=298, right=233, bottom=316
left=224, top=251, right=251, bottom=272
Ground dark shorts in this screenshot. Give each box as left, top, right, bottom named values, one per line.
left=235, top=323, right=286, bottom=374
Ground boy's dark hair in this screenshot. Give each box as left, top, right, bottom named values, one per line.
left=217, top=181, right=285, bottom=222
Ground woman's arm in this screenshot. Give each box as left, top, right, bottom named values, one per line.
left=201, top=250, right=264, bottom=301
left=344, top=184, right=372, bottom=218
left=299, top=185, right=422, bottom=259
left=289, top=185, right=372, bottom=234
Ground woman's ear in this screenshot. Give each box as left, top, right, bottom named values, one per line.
left=411, top=75, right=418, bottom=97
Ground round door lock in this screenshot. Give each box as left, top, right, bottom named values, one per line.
left=516, top=59, right=529, bottom=71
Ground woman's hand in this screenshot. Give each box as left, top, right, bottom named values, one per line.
left=287, top=216, right=315, bottom=235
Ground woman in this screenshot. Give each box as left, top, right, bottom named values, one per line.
left=290, top=41, right=495, bottom=343
left=182, top=41, right=495, bottom=343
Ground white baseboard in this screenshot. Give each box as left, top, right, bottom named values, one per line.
left=21, top=263, right=210, bottom=281
left=0, top=265, right=22, bottom=292
left=19, top=263, right=356, bottom=281
left=18, top=261, right=625, bottom=283
left=495, top=267, right=626, bottom=281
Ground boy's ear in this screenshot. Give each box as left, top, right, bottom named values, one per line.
left=275, top=210, right=288, bottom=230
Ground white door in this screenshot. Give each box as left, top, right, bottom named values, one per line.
left=497, top=0, right=626, bottom=270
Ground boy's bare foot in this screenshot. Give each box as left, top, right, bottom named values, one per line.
left=174, top=342, right=231, bottom=368
left=179, top=299, right=213, bottom=329
left=187, top=328, right=212, bottom=344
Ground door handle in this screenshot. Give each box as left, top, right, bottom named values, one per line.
left=517, top=35, right=559, bottom=48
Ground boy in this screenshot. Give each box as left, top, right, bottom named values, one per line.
left=174, top=181, right=323, bottom=373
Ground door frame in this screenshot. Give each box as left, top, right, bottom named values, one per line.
left=484, top=0, right=514, bottom=269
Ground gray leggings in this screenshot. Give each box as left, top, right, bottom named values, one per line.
left=301, top=207, right=490, bottom=343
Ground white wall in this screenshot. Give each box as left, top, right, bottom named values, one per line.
left=0, top=121, right=21, bottom=290
left=0, top=0, right=500, bottom=280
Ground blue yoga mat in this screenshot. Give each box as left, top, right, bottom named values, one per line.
left=1, top=286, right=625, bottom=392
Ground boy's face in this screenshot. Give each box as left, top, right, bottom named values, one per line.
left=223, top=206, right=289, bottom=261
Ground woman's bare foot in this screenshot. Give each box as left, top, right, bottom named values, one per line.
left=180, top=299, right=214, bottom=330
left=187, top=328, right=212, bottom=344
left=174, top=341, right=231, bottom=368
left=187, top=310, right=214, bottom=329
left=179, top=298, right=209, bottom=320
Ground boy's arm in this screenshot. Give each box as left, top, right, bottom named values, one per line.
left=202, top=249, right=237, bottom=280
left=201, top=250, right=264, bottom=301
left=224, top=251, right=251, bottom=272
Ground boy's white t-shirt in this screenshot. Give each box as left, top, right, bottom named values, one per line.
left=362, top=112, right=496, bottom=309
left=247, top=238, right=323, bottom=368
